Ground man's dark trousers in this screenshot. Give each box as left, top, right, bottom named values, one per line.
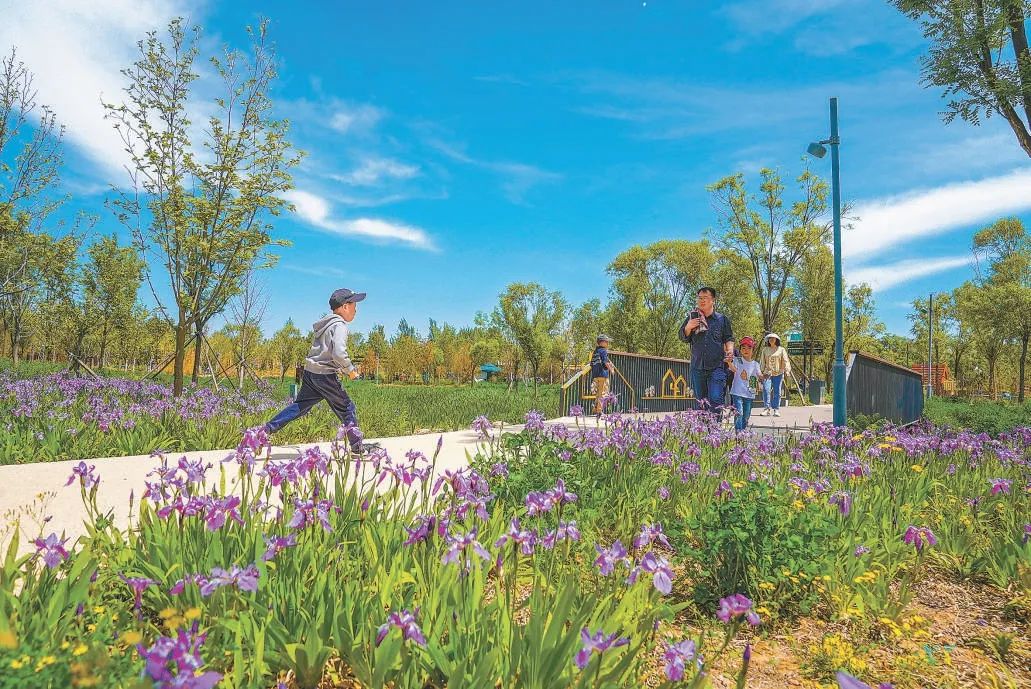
left=690, top=366, right=728, bottom=410
left=265, top=370, right=361, bottom=450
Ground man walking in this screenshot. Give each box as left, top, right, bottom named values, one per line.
left=679, top=286, right=735, bottom=411
left=264, top=288, right=370, bottom=453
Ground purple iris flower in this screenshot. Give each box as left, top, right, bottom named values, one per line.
left=525, top=490, right=555, bottom=516
left=988, top=478, right=1011, bottom=495
left=546, top=478, right=578, bottom=506
left=441, top=529, right=491, bottom=568
left=1024, top=524, right=1031, bottom=545
left=657, top=486, right=671, bottom=500
left=569, top=404, right=584, bottom=418
left=120, top=575, right=155, bottom=614
left=262, top=534, right=297, bottom=561
left=472, top=415, right=493, bottom=439
left=542, top=521, right=581, bottom=549
left=524, top=409, right=546, bottom=432
left=403, top=515, right=437, bottom=546
left=376, top=609, right=427, bottom=647
left=854, top=545, right=871, bottom=557
left=829, top=491, right=852, bottom=516
left=204, top=495, right=244, bottom=531
left=65, top=461, right=100, bottom=488
left=288, top=498, right=336, bottom=531
left=902, top=525, right=937, bottom=553
left=715, top=480, right=734, bottom=498
left=836, top=671, right=894, bottom=689
left=494, top=518, right=537, bottom=555
left=594, top=540, right=630, bottom=576
left=490, top=462, right=509, bottom=478
left=199, top=564, right=260, bottom=597
left=32, top=533, right=70, bottom=568
left=136, top=621, right=222, bottom=689
left=632, top=523, right=671, bottom=550
left=716, top=593, right=760, bottom=626
left=629, top=551, right=675, bottom=595
left=663, top=639, right=697, bottom=682
left=574, top=628, right=629, bottom=670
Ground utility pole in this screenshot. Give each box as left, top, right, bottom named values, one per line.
left=927, top=292, right=934, bottom=398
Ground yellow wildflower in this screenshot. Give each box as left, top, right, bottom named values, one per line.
left=0, top=628, right=16, bottom=649
left=732, top=481, right=744, bottom=489
left=159, top=607, right=177, bottom=619
left=10, top=658, right=24, bottom=669
left=793, top=499, right=805, bottom=511
left=758, top=581, right=776, bottom=591
left=911, top=465, right=923, bottom=472
left=92, top=606, right=105, bottom=614
left=60, top=641, right=71, bottom=650
left=121, top=631, right=143, bottom=646
left=184, top=607, right=202, bottom=621
left=73, top=644, right=88, bottom=656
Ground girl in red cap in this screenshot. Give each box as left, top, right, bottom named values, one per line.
left=727, top=336, right=764, bottom=431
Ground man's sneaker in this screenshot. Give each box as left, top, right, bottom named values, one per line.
left=773, top=409, right=781, bottom=417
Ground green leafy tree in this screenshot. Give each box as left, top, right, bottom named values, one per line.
left=891, top=1, right=1031, bottom=157
left=81, top=234, right=144, bottom=367
left=708, top=166, right=831, bottom=333
left=105, top=18, right=300, bottom=395
left=269, top=318, right=307, bottom=380
left=493, top=282, right=567, bottom=397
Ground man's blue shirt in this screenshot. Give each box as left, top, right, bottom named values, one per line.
left=680, top=311, right=734, bottom=371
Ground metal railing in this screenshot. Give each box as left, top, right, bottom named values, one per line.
left=845, top=350, right=924, bottom=425
left=559, top=351, right=696, bottom=416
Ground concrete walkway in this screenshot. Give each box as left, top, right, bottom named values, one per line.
left=0, top=405, right=830, bottom=557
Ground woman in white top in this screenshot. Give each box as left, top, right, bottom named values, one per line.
left=759, top=333, right=791, bottom=417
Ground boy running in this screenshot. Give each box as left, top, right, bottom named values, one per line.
left=264, top=288, right=371, bottom=453
left=727, top=336, right=764, bottom=432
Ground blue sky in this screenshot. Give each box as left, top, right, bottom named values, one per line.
left=3, top=0, right=1030, bottom=337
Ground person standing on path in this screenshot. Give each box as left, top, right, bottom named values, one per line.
left=679, top=286, right=735, bottom=411
left=727, top=336, right=764, bottom=431
left=589, top=334, right=616, bottom=415
left=759, top=333, right=791, bottom=417
left=264, top=288, right=369, bottom=453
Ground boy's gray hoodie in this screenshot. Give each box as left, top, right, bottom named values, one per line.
left=303, top=314, right=356, bottom=375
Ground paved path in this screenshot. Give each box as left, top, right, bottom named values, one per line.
left=0, top=405, right=831, bottom=557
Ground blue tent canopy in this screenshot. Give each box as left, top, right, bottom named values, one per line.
left=480, top=364, right=502, bottom=373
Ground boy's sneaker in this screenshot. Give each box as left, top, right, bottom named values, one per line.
left=351, top=442, right=382, bottom=456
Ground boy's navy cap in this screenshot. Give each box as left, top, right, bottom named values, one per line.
left=329, top=288, right=367, bottom=308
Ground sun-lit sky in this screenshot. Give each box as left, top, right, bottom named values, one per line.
left=2, top=0, right=1029, bottom=338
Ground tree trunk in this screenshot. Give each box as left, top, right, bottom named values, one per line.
left=988, top=355, right=997, bottom=400
left=191, top=322, right=203, bottom=383
left=1019, top=332, right=1029, bottom=403
left=173, top=313, right=188, bottom=397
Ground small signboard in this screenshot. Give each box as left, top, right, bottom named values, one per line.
left=787, top=340, right=825, bottom=355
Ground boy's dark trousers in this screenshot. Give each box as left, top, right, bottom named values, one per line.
left=265, top=370, right=362, bottom=450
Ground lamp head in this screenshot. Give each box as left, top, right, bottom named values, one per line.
left=806, top=142, right=827, bottom=159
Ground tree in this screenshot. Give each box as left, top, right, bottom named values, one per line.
left=226, top=270, right=269, bottom=387
left=269, top=318, right=306, bottom=380
left=569, top=299, right=604, bottom=365
left=708, top=166, right=831, bottom=333
left=892, top=1, right=1031, bottom=157
left=606, top=240, right=716, bottom=357
left=494, top=282, right=567, bottom=397
left=105, top=18, right=299, bottom=396
left=823, top=283, right=884, bottom=383
left=81, top=234, right=144, bottom=367
left=972, top=217, right=1031, bottom=399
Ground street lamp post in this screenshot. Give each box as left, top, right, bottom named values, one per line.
left=807, top=97, right=846, bottom=427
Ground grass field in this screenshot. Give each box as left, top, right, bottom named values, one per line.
left=0, top=359, right=559, bottom=463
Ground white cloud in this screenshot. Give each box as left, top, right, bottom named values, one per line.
left=327, top=103, right=383, bottom=135
left=283, top=189, right=435, bottom=250
left=428, top=139, right=562, bottom=203
left=846, top=168, right=1031, bottom=259
left=847, top=256, right=971, bottom=292
left=332, top=157, right=420, bottom=186
left=0, top=0, right=190, bottom=179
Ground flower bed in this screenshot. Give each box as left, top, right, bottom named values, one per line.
left=1, top=412, right=1028, bottom=688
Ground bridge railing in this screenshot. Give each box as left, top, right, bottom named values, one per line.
left=559, top=351, right=695, bottom=416
left=845, top=350, right=924, bottom=425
